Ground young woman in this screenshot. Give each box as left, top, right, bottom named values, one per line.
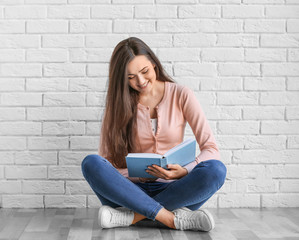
left=81, top=37, right=227, bottom=231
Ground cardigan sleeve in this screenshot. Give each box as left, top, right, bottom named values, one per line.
left=179, top=86, right=221, bottom=173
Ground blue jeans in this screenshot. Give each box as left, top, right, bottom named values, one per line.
left=81, top=154, right=226, bottom=221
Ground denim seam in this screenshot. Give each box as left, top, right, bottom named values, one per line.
left=149, top=204, right=163, bottom=220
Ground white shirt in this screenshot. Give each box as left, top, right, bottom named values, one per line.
left=150, top=118, right=157, bottom=135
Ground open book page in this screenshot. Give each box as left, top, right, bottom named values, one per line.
left=163, top=138, right=195, bottom=158
left=126, top=153, right=162, bottom=158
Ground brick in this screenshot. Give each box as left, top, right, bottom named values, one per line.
left=217, top=92, right=259, bottom=105
left=69, top=49, right=112, bottom=62
left=0, top=108, right=25, bottom=121
left=25, top=0, right=67, bottom=3
left=42, top=35, right=84, bottom=48
left=174, top=77, right=200, bottom=90
left=0, top=166, right=3, bottom=179
left=223, top=5, right=264, bottom=18
left=15, top=151, right=57, bottom=165
left=44, top=93, right=85, bottom=107
left=48, top=166, right=83, bottom=179
left=243, top=106, right=284, bottom=120
left=217, top=34, right=259, bottom=47
left=1, top=93, right=42, bottom=106
left=27, top=20, right=68, bottom=33
left=178, top=5, right=220, bottom=18
left=157, top=48, right=200, bottom=61
left=268, top=164, right=299, bottom=178
left=219, top=63, right=260, bottom=76
left=86, top=92, right=106, bottom=106
left=287, top=77, right=299, bottom=90
left=288, top=49, right=299, bottom=61
left=266, top=6, right=299, bottom=18
left=88, top=195, right=102, bottom=208
left=204, top=106, right=241, bottom=120
left=218, top=121, right=259, bottom=135
left=202, top=48, right=243, bottom=61
left=227, top=164, right=266, bottom=179
left=59, top=151, right=95, bottom=165
left=70, top=136, right=98, bottom=150
left=219, top=193, right=260, bottom=207
left=156, top=0, right=196, bottom=3
left=70, top=20, right=112, bottom=33
left=287, top=20, right=299, bottom=33
left=136, top=5, right=176, bottom=19
left=0, top=35, right=39, bottom=48
left=173, top=33, right=216, bottom=47
left=48, top=6, right=89, bottom=19
left=0, top=49, right=24, bottom=62
left=26, top=49, right=67, bottom=62
left=245, top=19, right=285, bottom=33
left=0, top=64, right=42, bottom=77
left=45, top=195, right=86, bottom=208
left=2, top=195, right=43, bottom=208
left=216, top=135, right=246, bottom=149
left=70, top=107, right=103, bottom=121
left=286, top=107, right=299, bottom=120
left=0, top=20, right=24, bottom=33
left=26, top=78, right=68, bottom=91
left=5, top=6, right=46, bottom=19
left=27, top=107, right=70, bottom=120
left=6, top=166, right=47, bottom=179
left=0, top=152, right=14, bottom=164
left=44, top=63, right=85, bottom=77
left=280, top=180, right=299, bottom=192
left=85, top=34, right=129, bottom=47
left=43, top=121, right=85, bottom=135
left=0, top=122, right=41, bottom=135
left=0, top=181, right=21, bottom=193
left=234, top=150, right=299, bottom=164
left=23, top=180, right=64, bottom=194
left=261, top=121, right=299, bottom=134
left=87, top=63, right=109, bottom=77
left=244, top=135, right=286, bottom=150
left=91, top=5, right=133, bottom=18
left=237, top=179, right=278, bottom=193
left=68, top=0, right=109, bottom=3
left=28, top=137, right=69, bottom=150
left=199, top=19, right=242, bottom=32
left=288, top=135, right=299, bottom=148
left=86, top=122, right=101, bottom=135
left=243, top=0, right=284, bottom=3
left=0, top=78, right=24, bottom=91
left=263, top=63, right=299, bottom=76
left=157, top=19, right=199, bottom=32
left=245, top=49, right=286, bottom=62
left=262, top=193, right=299, bottom=207
left=244, top=77, right=285, bottom=90
left=260, top=92, right=299, bottom=105
left=114, top=20, right=155, bottom=33
left=0, top=137, right=26, bottom=150
left=261, top=34, right=299, bottom=47
left=174, top=63, right=217, bottom=76
left=66, top=181, right=93, bottom=194
left=69, top=78, right=107, bottom=92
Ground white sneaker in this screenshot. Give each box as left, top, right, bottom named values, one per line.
left=98, top=205, right=134, bottom=228
left=173, top=207, right=215, bottom=232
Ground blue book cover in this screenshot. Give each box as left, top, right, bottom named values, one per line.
left=125, top=138, right=196, bottom=178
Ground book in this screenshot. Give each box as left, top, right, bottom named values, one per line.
left=125, top=138, right=196, bottom=178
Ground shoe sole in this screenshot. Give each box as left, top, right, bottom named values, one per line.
left=199, top=209, right=215, bottom=231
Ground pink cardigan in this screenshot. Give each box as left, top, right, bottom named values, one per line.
left=99, top=81, right=221, bottom=183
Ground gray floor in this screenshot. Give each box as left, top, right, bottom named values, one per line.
left=0, top=208, right=299, bottom=240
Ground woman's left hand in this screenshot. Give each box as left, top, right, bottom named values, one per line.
left=146, top=164, right=188, bottom=180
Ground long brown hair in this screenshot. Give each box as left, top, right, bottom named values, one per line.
left=99, top=37, right=175, bottom=169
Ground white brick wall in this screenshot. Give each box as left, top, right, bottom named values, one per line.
left=0, top=1, right=298, bottom=209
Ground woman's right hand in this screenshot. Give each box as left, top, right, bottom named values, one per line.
left=139, top=177, right=157, bottom=183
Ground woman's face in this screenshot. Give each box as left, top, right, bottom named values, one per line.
left=126, top=55, right=157, bottom=95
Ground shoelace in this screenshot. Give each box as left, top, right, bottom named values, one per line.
left=111, top=209, right=132, bottom=226
left=176, top=211, right=202, bottom=230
